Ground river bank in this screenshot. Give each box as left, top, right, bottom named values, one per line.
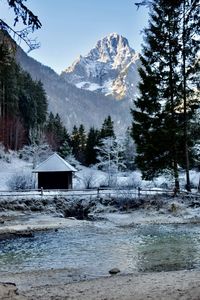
left=1, top=194, right=200, bottom=299
left=1, top=193, right=200, bottom=239
left=1, top=269, right=200, bottom=299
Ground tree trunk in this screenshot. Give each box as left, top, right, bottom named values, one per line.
left=182, top=0, right=191, bottom=191
left=168, top=12, right=180, bottom=190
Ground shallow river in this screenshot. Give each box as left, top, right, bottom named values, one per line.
left=0, top=222, right=200, bottom=277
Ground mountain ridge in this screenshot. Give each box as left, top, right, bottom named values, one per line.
left=16, top=33, right=139, bottom=133
left=61, top=33, right=139, bottom=100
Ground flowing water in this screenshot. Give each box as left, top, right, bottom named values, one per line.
left=0, top=221, right=200, bottom=278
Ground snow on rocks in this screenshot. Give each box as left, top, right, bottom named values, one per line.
left=61, top=33, right=139, bottom=100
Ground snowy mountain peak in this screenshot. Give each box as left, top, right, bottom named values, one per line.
left=61, top=33, right=139, bottom=100
left=89, top=33, right=134, bottom=66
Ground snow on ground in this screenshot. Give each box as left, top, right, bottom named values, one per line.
left=189, top=170, right=200, bottom=188
left=0, top=156, right=32, bottom=190
left=0, top=154, right=200, bottom=236
left=73, top=167, right=107, bottom=189
left=75, top=81, right=102, bottom=91
left=75, top=79, right=114, bottom=94
left=0, top=152, right=200, bottom=192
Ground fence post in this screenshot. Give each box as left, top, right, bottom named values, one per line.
left=138, top=187, right=141, bottom=198
left=41, top=187, right=43, bottom=196
left=97, top=188, right=100, bottom=198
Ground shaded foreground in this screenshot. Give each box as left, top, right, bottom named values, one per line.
left=1, top=270, right=200, bottom=299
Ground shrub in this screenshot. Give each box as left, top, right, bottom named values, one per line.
left=7, top=171, right=35, bottom=191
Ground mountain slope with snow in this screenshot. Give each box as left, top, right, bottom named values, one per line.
left=16, top=33, right=139, bottom=132
left=61, top=33, right=140, bottom=100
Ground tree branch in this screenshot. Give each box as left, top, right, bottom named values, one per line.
left=135, top=0, right=152, bottom=9
left=1, top=0, right=42, bottom=51
left=7, top=0, right=42, bottom=31
left=0, top=19, right=40, bottom=51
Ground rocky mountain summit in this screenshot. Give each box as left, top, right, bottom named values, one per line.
left=17, top=33, right=139, bottom=132
left=61, top=33, right=139, bottom=101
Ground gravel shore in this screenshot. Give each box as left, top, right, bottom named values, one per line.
left=1, top=269, right=200, bottom=300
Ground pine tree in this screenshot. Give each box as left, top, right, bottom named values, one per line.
left=0, top=35, right=25, bottom=150
left=131, top=0, right=182, bottom=188
left=71, top=124, right=87, bottom=164
left=58, top=140, right=72, bottom=159
left=71, top=125, right=79, bottom=158
left=54, top=114, right=68, bottom=145
left=71, top=125, right=82, bottom=163
left=85, top=127, right=100, bottom=166
left=179, top=0, right=200, bottom=190
left=0, top=31, right=48, bottom=150
left=18, top=70, right=48, bottom=144
left=132, top=0, right=200, bottom=190
left=34, top=80, right=47, bottom=127
left=45, top=113, right=68, bottom=150
left=77, top=124, right=87, bottom=164
left=100, top=115, right=115, bottom=139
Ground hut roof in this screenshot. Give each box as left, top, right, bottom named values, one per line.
left=33, top=153, right=77, bottom=173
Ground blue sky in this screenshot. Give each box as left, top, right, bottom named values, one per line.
left=1, top=0, right=149, bottom=73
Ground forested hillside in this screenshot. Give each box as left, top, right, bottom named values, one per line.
left=0, top=31, right=47, bottom=150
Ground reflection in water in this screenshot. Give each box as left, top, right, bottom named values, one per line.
left=0, top=223, right=200, bottom=277
left=137, top=226, right=198, bottom=272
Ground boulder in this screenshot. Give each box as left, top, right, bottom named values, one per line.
left=109, top=268, right=120, bottom=275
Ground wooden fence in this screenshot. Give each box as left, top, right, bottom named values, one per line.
left=0, top=187, right=200, bottom=200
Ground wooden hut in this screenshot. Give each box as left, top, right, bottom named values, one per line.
left=33, top=153, right=77, bottom=189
